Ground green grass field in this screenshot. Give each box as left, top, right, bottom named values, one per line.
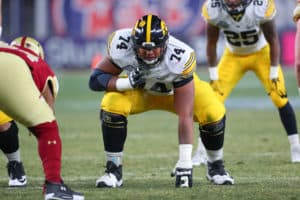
left=0, top=68, right=300, bottom=200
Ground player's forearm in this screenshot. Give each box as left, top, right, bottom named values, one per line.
left=206, top=46, right=218, bottom=67
left=267, top=33, right=280, bottom=66
left=269, top=41, right=280, bottom=66
left=178, top=117, right=194, bottom=144
left=207, top=47, right=218, bottom=80
left=269, top=40, right=280, bottom=80
left=206, top=24, right=219, bottom=66
left=174, top=83, right=194, bottom=144
left=262, top=21, right=280, bottom=66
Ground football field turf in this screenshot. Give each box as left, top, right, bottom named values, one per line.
left=0, top=68, right=300, bottom=200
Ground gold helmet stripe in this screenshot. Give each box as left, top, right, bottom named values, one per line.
left=146, top=14, right=152, bottom=42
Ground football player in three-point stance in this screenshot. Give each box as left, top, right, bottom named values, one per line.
left=89, top=14, right=234, bottom=187
left=192, top=0, right=300, bottom=165
left=294, top=0, right=300, bottom=93
left=0, top=37, right=84, bottom=200
left=0, top=0, right=27, bottom=187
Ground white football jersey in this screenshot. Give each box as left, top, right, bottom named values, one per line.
left=107, top=28, right=196, bottom=95
left=202, top=0, right=276, bottom=54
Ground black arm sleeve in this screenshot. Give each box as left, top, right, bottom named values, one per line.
left=89, top=69, right=113, bottom=91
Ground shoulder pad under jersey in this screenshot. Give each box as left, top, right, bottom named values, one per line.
left=107, top=28, right=135, bottom=68
left=202, top=0, right=223, bottom=24
left=165, top=36, right=196, bottom=77
left=253, top=0, right=276, bottom=23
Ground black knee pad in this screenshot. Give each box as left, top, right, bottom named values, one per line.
left=100, top=110, right=127, bottom=152
left=0, top=121, right=19, bottom=153
left=199, top=116, right=225, bottom=136
left=199, top=116, right=225, bottom=150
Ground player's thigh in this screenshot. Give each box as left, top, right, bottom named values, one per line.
left=217, top=49, right=245, bottom=100
left=101, top=90, right=174, bottom=116
left=193, top=77, right=225, bottom=125
left=0, top=53, right=55, bottom=127
left=101, top=91, right=135, bottom=117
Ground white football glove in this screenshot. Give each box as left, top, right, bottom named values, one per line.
left=208, top=66, right=224, bottom=96
left=268, top=66, right=286, bottom=97
left=115, top=66, right=145, bottom=91
left=128, top=66, right=146, bottom=88
left=171, top=159, right=193, bottom=188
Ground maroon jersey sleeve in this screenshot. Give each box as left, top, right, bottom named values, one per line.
left=28, top=60, right=56, bottom=93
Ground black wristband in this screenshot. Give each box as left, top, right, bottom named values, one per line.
left=89, top=69, right=113, bottom=91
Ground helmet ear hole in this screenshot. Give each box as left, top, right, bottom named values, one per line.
left=131, top=14, right=169, bottom=66
left=10, top=36, right=45, bottom=59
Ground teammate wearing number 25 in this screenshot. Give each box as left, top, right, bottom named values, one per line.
left=192, top=0, right=300, bottom=164
left=89, top=14, right=234, bottom=188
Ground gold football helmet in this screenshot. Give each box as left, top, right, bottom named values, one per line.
left=10, top=36, right=45, bottom=59
left=131, top=14, right=169, bottom=66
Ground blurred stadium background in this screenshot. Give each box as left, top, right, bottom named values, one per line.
left=2, top=0, right=299, bottom=109
left=1, top=1, right=300, bottom=199
left=1, top=0, right=298, bottom=69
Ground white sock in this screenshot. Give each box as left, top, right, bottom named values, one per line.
left=106, top=151, right=123, bottom=167
left=6, top=150, right=21, bottom=162
left=206, top=149, right=223, bottom=163
left=176, top=144, right=193, bottom=168
left=288, top=134, right=299, bottom=146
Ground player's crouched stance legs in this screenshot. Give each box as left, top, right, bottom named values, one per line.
left=90, top=14, right=195, bottom=188
left=200, top=117, right=234, bottom=185
left=95, top=110, right=124, bottom=188
left=95, top=110, right=193, bottom=188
